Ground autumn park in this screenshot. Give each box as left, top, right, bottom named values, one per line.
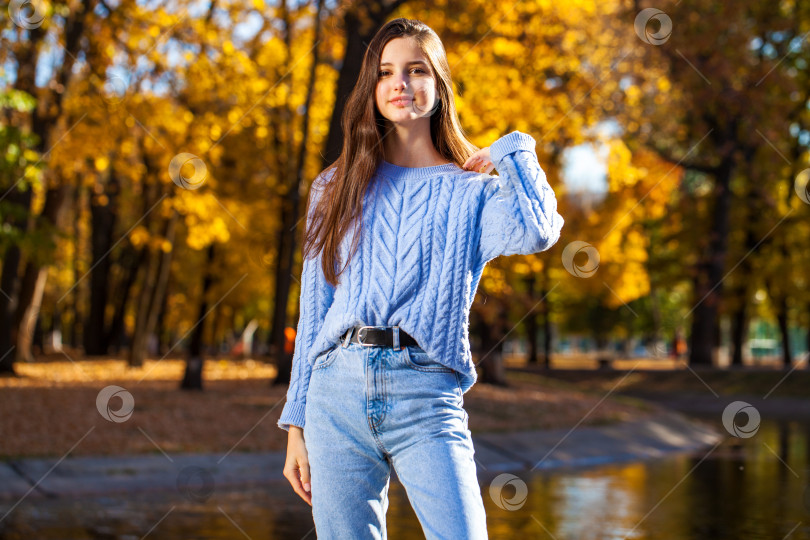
left=1, top=0, right=810, bottom=538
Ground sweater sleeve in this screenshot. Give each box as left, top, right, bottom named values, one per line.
left=475, top=131, right=565, bottom=266
left=277, top=170, right=336, bottom=432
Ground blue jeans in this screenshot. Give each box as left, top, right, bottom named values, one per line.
left=304, top=341, right=488, bottom=539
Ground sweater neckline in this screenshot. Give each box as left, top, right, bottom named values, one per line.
left=378, top=159, right=460, bottom=180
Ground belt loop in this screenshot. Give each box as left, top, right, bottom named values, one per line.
left=342, top=327, right=353, bottom=347
left=392, top=326, right=400, bottom=351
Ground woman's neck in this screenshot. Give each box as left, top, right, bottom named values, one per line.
left=382, top=125, right=448, bottom=167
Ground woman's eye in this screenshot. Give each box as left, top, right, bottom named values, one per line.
left=378, top=68, right=427, bottom=77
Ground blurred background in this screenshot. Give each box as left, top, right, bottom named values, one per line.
left=1, top=0, right=808, bottom=381
left=1, top=0, right=810, bottom=538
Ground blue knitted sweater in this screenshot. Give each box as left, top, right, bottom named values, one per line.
left=277, top=130, right=564, bottom=431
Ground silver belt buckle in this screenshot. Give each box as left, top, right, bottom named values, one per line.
left=357, top=325, right=387, bottom=347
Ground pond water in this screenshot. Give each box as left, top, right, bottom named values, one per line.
left=1, top=416, right=808, bottom=539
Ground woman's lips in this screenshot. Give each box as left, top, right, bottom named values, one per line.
left=390, top=97, right=412, bottom=105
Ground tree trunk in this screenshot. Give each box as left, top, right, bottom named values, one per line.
left=209, top=302, right=223, bottom=359
left=774, top=295, right=792, bottom=369
left=524, top=273, right=538, bottom=366
left=84, top=168, right=119, bottom=355
left=270, top=192, right=297, bottom=379
left=649, top=290, right=663, bottom=357
left=13, top=185, right=71, bottom=363
left=477, top=303, right=508, bottom=386
left=126, top=162, right=165, bottom=365
left=595, top=334, right=613, bottom=370
left=156, top=271, right=171, bottom=355
left=729, top=151, right=766, bottom=368
left=773, top=200, right=795, bottom=370
left=689, top=155, right=735, bottom=365
left=14, top=266, right=47, bottom=363
left=0, top=242, right=22, bottom=374
left=143, top=212, right=177, bottom=358
left=181, top=243, right=216, bottom=390
left=107, top=244, right=145, bottom=353
left=645, top=218, right=663, bottom=358
left=730, top=191, right=760, bottom=367
left=68, top=184, right=82, bottom=348
left=730, top=298, right=748, bottom=368
left=0, top=184, right=33, bottom=374
left=540, top=265, right=552, bottom=369
left=129, top=241, right=159, bottom=367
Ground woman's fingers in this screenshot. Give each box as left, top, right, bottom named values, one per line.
left=290, top=465, right=312, bottom=506
left=463, top=150, right=482, bottom=170
left=463, top=158, right=491, bottom=172
left=284, top=455, right=312, bottom=506
left=299, top=458, right=312, bottom=501
left=463, top=146, right=492, bottom=171
left=467, top=161, right=491, bottom=173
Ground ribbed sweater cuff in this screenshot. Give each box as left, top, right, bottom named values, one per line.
left=277, top=400, right=306, bottom=431
left=490, top=131, right=537, bottom=164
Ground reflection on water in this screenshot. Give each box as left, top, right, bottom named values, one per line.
left=1, top=418, right=808, bottom=539
left=500, top=417, right=810, bottom=540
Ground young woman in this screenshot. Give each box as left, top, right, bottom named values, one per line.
left=278, top=17, right=564, bottom=540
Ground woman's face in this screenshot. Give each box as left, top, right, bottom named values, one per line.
left=375, top=36, right=440, bottom=125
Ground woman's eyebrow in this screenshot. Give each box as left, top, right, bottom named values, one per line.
left=379, top=60, right=428, bottom=67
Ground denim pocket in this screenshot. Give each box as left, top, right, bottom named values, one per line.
left=403, top=346, right=454, bottom=373
left=312, top=345, right=340, bottom=371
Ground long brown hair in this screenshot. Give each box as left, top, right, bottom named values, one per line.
left=304, top=17, right=478, bottom=287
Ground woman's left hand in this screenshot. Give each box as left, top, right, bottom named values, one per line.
left=462, top=147, right=494, bottom=174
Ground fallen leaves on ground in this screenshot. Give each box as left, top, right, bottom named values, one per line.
left=0, top=358, right=662, bottom=459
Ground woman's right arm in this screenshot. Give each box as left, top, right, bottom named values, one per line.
left=280, top=248, right=332, bottom=505
left=278, top=170, right=336, bottom=504
left=277, top=169, right=337, bottom=432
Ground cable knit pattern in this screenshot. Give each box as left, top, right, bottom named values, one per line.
left=277, top=130, right=565, bottom=431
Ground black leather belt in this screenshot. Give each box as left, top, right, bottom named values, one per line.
left=340, top=325, right=418, bottom=348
